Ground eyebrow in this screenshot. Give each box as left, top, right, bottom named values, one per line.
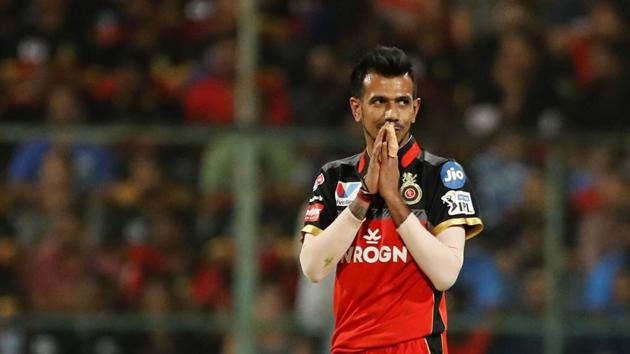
left=368, top=94, right=413, bottom=102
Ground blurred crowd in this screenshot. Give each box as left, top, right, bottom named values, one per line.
left=1, top=0, right=630, bottom=132
left=0, top=0, right=629, bottom=353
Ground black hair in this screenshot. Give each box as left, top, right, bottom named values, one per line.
left=349, top=46, right=415, bottom=98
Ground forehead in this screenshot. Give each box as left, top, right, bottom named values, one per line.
left=362, top=72, right=414, bottom=98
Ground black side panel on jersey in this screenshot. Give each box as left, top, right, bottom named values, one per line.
left=301, top=153, right=362, bottom=236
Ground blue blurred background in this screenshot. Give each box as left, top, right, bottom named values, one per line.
left=0, top=0, right=628, bottom=353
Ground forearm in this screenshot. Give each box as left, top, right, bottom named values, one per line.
left=299, top=199, right=368, bottom=282
left=397, top=213, right=465, bottom=291
left=382, top=192, right=411, bottom=226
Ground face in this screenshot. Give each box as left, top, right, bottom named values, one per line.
left=349, top=72, right=420, bottom=148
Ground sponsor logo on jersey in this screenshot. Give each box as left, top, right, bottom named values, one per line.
left=440, top=161, right=466, bottom=189
left=400, top=172, right=422, bottom=205
left=304, top=203, right=324, bottom=222
left=312, top=173, right=325, bottom=191
left=341, top=245, right=408, bottom=264
left=441, top=190, right=475, bottom=215
left=363, top=228, right=382, bottom=244
left=309, top=195, right=323, bottom=203
left=340, top=228, right=408, bottom=264
left=335, top=181, right=361, bottom=207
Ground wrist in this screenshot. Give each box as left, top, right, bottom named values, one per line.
left=381, top=191, right=410, bottom=227
left=349, top=191, right=370, bottom=220
left=380, top=189, right=401, bottom=202
left=357, top=186, right=374, bottom=204
left=360, top=176, right=375, bottom=194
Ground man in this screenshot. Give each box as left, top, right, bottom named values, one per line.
left=300, top=46, right=483, bottom=354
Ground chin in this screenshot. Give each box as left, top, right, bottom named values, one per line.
left=397, top=131, right=409, bottom=144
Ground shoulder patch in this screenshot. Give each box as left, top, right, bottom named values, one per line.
left=441, top=190, right=475, bottom=215
left=440, top=161, right=466, bottom=189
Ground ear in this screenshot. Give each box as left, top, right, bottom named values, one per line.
left=349, top=97, right=362, bottom=123
left=412, top=97, right=421, bottom=123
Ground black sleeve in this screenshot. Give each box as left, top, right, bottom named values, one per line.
left=428, top=160, right=484, bottom=239
left=301, top=168, right=337, bottom=240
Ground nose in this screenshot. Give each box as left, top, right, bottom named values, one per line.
left=384, top=107, right=398, bottom=122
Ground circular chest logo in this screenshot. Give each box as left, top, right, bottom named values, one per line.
left=400, top=172, right=422, bottom=205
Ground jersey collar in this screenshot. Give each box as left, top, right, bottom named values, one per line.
left=357, top=136, right=422, bottom=176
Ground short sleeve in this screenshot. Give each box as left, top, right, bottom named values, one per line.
left=428, top=160, right=484, bottom=239
left=301, top=169, right=337, bottom=240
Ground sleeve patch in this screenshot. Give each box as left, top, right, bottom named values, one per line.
left=304, top=203, right=325, bottom=222
left=312, top=173, right=325, bottom=191
left=441, top=191, right=475, bottom=215
left=440, top=161, right=466, bottom=189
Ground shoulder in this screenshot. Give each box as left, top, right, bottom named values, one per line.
left=419, top=150, right=470, bottom=188
left=320, top=152, right=362, bottom=173
left=421, top=150, right=468, bottom=171
left=422, top=150, right=449, bottom=167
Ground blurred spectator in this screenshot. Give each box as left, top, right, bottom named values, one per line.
left=102, top=144, right=193, bottom=231
left=131, top=277, right=201, bottom=354
left=190, top=237, right=232, bottom=312
left=581, top=180, right=630, bottom=315
left=181, top=0, right=237, bottom=50
left=543, top=0, right=628, bottom=98
left=182, top=36, right=291, bottom=126
left=197, top=133, right=299, bottom=239
left=12, top=146, right=75, bottom=245
left=222, top=281, right=310, bottom=354
left=584, top=247, right=630, bottom=316
left=467, top=28, right=559, bottom=134
left=90, top=57, right=176, bottom=123
left=101, top=146, right=194, bottom=304
left=452, top=247, right=504, bottom=316
left=570, top=38, right=630, bottom=130
left=469, top=133, right=532, bottom=230
left=8, top=83, right=118, bottom=199
left=576, top=168, right=629, bottom=271
left=20, top=208, right=93, bottom=312
left=290, top=45, right=347, bottom=127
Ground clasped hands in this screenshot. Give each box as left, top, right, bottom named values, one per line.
left=362, top=123, right=401, bottom=201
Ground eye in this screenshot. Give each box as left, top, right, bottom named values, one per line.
left=370, top=97, right=385, bottom=104
left=397, top=97, right=411, bottom=105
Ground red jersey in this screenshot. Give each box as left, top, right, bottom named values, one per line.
left=302, top=137, right=483, bottom=353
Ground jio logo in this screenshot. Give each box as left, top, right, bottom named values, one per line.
left=440, top=161, right=466, bottom=189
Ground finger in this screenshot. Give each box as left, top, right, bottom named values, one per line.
left=373, top=140, right=382, bottom=164
left=380, top=136, right=388, bottom=163
left=386, top=123, right=398, bottom=158
left=373, top=140, right=383, bottom=158
left=375, top=125, right=386, bottom=144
